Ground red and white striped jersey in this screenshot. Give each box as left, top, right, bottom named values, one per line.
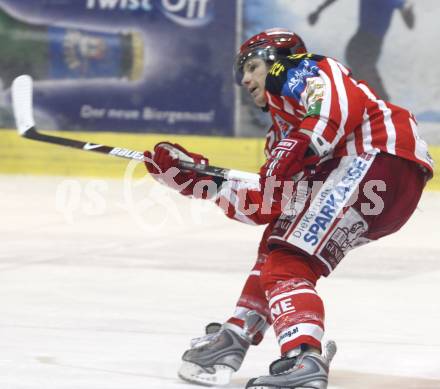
left=264, top=53, right=434, bottom=175
left=214, top=53, right=434, bottom=227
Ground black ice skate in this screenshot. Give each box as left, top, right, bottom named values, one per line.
left=246, top=340, right=337, bottom=389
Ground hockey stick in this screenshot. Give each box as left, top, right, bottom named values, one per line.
left=11, top=75, right=259, bottom=182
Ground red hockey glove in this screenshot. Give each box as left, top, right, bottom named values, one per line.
left=144, top=142, right=217, bottom=199
left=259, top=132, right=319, bottom=198
left=260, top=132, right=319, bottom=180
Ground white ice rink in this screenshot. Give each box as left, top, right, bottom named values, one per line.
left=1, top=174, right=439, bottom=389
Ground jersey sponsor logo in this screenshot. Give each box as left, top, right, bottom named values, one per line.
left=286, top=155, right=373, bottom=255
left=269, top=62, right=285, bottom=77
left=270, top=298, right=296, bottom=321
left=329, top=221, right=367, bottom=251
left=278, top=326, right=299, bottom=342
left=305, top=100, right=322, bottom=118
left=110, top=147, right=144, bottom=160
left=305, top=77, right=325, bottom=100
left=273, top=114, right=294, bottom=138
left=304, top=77, right=325, bottom=118
left=320, top=208, right=370, bottom=268
left=303, top=158, right=369, bottom=246
left=291, top=186, right=333, bottom=245
left=287, top=60, right=320, bottom=97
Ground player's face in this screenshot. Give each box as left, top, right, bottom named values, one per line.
left=241, top=57, right=269, bottom=108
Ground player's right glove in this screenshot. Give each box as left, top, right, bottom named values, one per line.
left=259, top=132, right=319, bottom=201
left=260, top=132, right=318, bottom=181
left=144, top=142, right=221, bottom=199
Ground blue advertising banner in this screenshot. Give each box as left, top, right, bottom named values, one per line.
left=0, top=0, right=237, bottom=135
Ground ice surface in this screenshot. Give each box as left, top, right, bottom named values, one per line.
left=0, top=175, right=439, bottom=389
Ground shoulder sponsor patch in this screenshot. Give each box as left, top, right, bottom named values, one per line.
left=303, top=77, right=325, bottom=118
left=284, top=60, right=320, bottom=100
left=304, top=100, right=322, bottom=118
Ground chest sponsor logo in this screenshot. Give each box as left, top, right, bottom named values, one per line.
left=274, top=114, right=294, bottom=138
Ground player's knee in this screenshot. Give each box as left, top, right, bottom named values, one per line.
left=260, top=248, right=319, bottom=293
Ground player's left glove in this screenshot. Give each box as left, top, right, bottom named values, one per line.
left=259, top=132, right=319, bottom=194
left=144, top=142, right=221, bottom=199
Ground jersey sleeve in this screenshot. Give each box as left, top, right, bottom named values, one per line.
left=266, top=54, right=351, bottom=158
left=213, top=180, right=282, bottom=225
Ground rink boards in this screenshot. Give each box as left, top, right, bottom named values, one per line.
left=0, top=128, right=438, bottom=190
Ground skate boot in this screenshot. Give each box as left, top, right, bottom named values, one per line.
left=178, top=312, right=266, bottom=386
left=246, top=340, right=337, bottom=389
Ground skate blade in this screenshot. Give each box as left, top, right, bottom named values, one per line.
left=178, top=361, right=233, bottom=386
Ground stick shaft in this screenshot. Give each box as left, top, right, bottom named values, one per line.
left=12, top=76, right=259, bottom=183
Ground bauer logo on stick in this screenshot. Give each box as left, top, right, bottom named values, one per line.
left=110, top=147, right=144, bottom=160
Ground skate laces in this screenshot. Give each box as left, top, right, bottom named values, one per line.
left=190, top=331, right=221, bottom=348
left=189, top=313, right=268, bottom=349
left=189, top=322, right=222, bottom=348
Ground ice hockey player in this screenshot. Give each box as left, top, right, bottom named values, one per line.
left=144, top=28, right=434, bottom=388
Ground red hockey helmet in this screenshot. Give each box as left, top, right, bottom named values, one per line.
left=234, top=28, right=307, bottom=84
